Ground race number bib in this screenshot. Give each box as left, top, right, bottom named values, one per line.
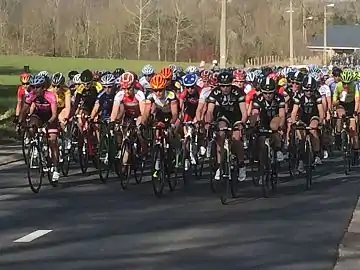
left=340, top=90, right=347, bottom=102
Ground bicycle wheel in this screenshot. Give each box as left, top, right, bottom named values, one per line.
left=250, top=159, right=260, bottom=187
left=182, top=139, right=192, bottom=187
left=261, top=146, right=271, bottom=198
left=27, top=143, right=43, bottom=193
left=133, top=141, right=145, bottom=184
left=219, top=147, right=230, bottom=205
left=22, top=129, right=30, bottom=164
left=209, top=140, right=217, bottom=193
left=98, top=134, right=111, bottom=183
left=270, top=155, right=278, bottom=193
left=79, top=138, right=89, bottom=173
left=288, top=130, right=298, bottom=178
left=167, top=147, right=180, bottom=191
left=230, top=160, right=239, bottom=198
left=305, top=138, right=313, bottom=190
left=151, top=144, right=165, bottom=197
left=341, top=131, right=350, bottom=175
left=119, top=139, right=132, bottom=190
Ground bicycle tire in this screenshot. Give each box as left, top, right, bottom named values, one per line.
left=182, top=139, right=191, bottom=187
left=79, top=138, right=89, bottom=173
left=168, top=147, right=180, bottom=191
left=22, top=130, right=30, bottom=164
left=219, top=147, right=230, bottom=205
left=230, top=161, right=239, bottom=198
left=27, top=143, right=43, bottom=193
left=119, top=139, right=132, bottom=190
left=341, top=131, right=350, bottom=175
left=261, top=146, right=271, bottom=198
left=98, top=134, right=111, bottom=183
left=305, top=138, right=313, bottom=190
left=208, top=140, right=217, bottom=193
left=133, top=142, right=145, bottom=184
left=151, top=144, right=165, bottom=197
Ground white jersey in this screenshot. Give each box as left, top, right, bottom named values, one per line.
left=318, top=84, right=331, bottom=97
left=199, top=87, right=212, bottom=103
left=139, top=76, right=151, bottom=89
left=113, top=90, right=145, bottom=106
left=244, top=84, right=252, bottom=95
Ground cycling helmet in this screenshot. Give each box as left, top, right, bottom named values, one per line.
left=302, top=75, right=317, bottom=91
left=119, top=72, right=135, bottom=89
left=262, top=66, right=272, bottom=77
left=259, top=77, right=276, bottom=93
left=113, top=68, right=125, bottom=78
left=210, top=72, right=218, bottom=86
left=38, top=70, right=50, bottom=78
left=150, top=74, right=167, bottom=90
left=20, top=72, right=31, bottom=84
left=142, top=64, right=155, bottom=76
left=159, top=67, right=173, bottom=80
left=80, top=69, right=93, bottom=83
left=185, top=65, right=198, bottom=74
left=246, top=72, right=256, bottom=82
left=341, top=69, right=353, bottom=83
left=73, top=74, right=81, bottom=84
left=218, top=71, right=233, bottom=85
left=182, top=73, right=198, bottom=87
left=332, top=67, right=342, bottom=77
left=51, top=72, right=65, bottom=86
left=294, top=71, right=305, bottom=83
left=100, top=74, right=116, bottom=86
left=30, top=75, right=45, bottom=86
left=68, top=70, right=79, bottom=80
left=168, top=64, right=177, bottom=71
left=233, top=70, right=245, bottom=82
left=309, top=72, right=320, bottom=82
left=115, top=77, right=121, bottom=86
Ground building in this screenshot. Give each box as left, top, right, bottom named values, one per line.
left=307, top=25, right=360, bottom=55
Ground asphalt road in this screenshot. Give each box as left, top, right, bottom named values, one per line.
left=0, top=156, right=359, bottom=270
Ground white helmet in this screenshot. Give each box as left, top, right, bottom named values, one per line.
left=185, top=65, right=198, bottom=74
left=100, top=74, right=116, bottom=86
left=30, top=75, right=45, bottom=86
left=73, top=74, right=81, bottom=84
left=141, top=64, right=155, bottom=76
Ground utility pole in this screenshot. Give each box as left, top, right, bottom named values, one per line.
left=219, top=0, right=227, bottom=68
left=289, top=0, right=294, bottom=65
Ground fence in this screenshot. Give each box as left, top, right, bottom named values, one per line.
left=244, top=55, right=322, bottom=67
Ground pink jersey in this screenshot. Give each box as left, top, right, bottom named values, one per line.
left=25, top=90, right=57, bottom=113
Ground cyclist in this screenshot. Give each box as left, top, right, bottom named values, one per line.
left=139, top=64, right=155, bottom=94
left=206, top=71, right=247, bottom=181
left=179, top=73, right=202, bottom=168
left=48, top=73, right=71, bottom=131
left=332, top=68, right=360, bottom=158
left=14, top=72, right=31, bottom=125
left=250, top=77, right=285, bottom=164
left=19, top=75, right=59, bottom=182
left=291, top=75, right=324, bottom=172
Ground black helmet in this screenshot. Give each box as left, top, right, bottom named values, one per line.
left=113, top=68, right=125, bottom=78
left=218, top=71, right=233, bottom=85
left=80, top=69, right=93, bottom=83
left=302, top=76, right=317, bottom=91
left=295, top=71, right=305, bottom=83
left=332, top=67, right=342, bottom=77
left=68, top=70, right=79, bottom=80
left=260, top=77, right=276, bottom=93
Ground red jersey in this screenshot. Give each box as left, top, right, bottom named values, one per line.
left=17, top=85, right=30, bottom=101
left=245, top=88, right=257, bottom=105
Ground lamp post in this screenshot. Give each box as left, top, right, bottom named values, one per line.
left=219, top=0, right=227, bottom=68
left=324, top=3, right=335, bottom=65
left=286, top=0, right=294, bottom=65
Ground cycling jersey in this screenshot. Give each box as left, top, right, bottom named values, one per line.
left=114, top=90, right=145, bottom=117
left=74, top=85, right=101, bottom=112
left=207, top=85, right=245, bottom=125
left=146, top=90, right=177, bottom=123
left=139, top=76, right=151, bottom=89
left=333, top=81, right=359, bottom=103
left=17, top=85, right=31, bottom=102
left=179, top=88, right=201, bottom=121
left=96, top=90, right=116, bottom=120
left=252, top=93, right=285, bottom=129
left=318, top=84, right=331, bottom=98
left=199, top=86, right=212, bottom=103
left=293, top=91, right=322, bottom=125
left=25, top=90, right=57, bottom=120
left=48, top=86, right=71, bottom=109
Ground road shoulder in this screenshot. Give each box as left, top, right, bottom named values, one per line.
left=334, top=197, right=360, bottom=270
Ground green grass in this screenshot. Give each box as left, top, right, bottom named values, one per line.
left=0, top=55, right=191, bottom=116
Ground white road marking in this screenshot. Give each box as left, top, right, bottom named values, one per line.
left=0, top=194, right=19, bottom=201
left=14, top=230, right=52, bottom=243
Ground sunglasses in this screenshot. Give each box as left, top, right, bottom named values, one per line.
left=263, top=92, right=274, bottom=95
left=22, top=83, right=30, bottom=86
left=103, top=85, right=113, bottom=89
left=153, top=89, right=163, bottom=93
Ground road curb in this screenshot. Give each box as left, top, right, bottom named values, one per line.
left=334, top=197, right=360, bottom=270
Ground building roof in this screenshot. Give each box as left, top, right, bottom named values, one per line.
left=307, top=25, right=360, bottom=49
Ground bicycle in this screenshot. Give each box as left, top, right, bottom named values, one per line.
left=254, top=128, right=279, bottom=198
left=214, top=125, right=240, bottom=205
left=116, top=119, right=145, bottom=190
left=77, top=114, right=97, bottom=173
left=151, top=123, right=178, bottom=197
left=26, top=125, right=57, bottom=193
left=338, top=115, right=353, bottom=175
left=59, top=119, right=76, bottom=177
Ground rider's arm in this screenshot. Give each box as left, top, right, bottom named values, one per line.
left=47, top=92, right=58, bottom=123
left=170, top=100, right=179, bottom=124
left=63, top=90, right=71, bottom=120
left=15, top=86, right=24, bottom=117
left=90, top=101, right=100, bottom=120
left=238, top=94, right=247, bottom=124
